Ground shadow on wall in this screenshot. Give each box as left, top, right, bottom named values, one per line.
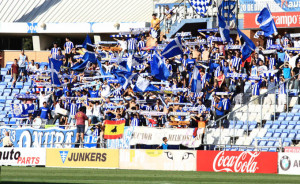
left=15, top=0, right=62, bottom=22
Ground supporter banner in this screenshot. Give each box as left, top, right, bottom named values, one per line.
left=176, top=32, right=191, bottom=37
left=197, top=151, right=278, bottom=173
left=0, top=127, right=76, bottom=148
left=226, top=45, right=241, bottom=50
left=130, top=127, right=204, bottom=148
left=244, top=12, right=300, bottom=29
left=107, top=126, right=134, bottom=149
left=15, top=94, right=37, bottom=100
left=46, top=148, right=119, bottom=168
left=278, top=153, right=300, bottom=175
left=119, top=149, right=196, bottom=171
left=226, top=73, right=248, bottom=78
left=239, top=0, right=300, bottom=13
left=11, top=104, right=35, bottom=118
left=285, top=147, right=300, bottom=153
left=168, top=112, right=190, bottom=116
left=0, top=148, right=46, bottom=166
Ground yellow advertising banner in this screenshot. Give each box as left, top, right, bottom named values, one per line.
left=46, top=148, right=119, bottom=168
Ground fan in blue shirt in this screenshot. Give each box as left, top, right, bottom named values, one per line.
left=39, top=102, right=50, bottom=120
left=89, top=86, right=99, bottom=98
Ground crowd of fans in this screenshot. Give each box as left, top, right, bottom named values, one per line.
left=7, top=25, right=300, bottom=135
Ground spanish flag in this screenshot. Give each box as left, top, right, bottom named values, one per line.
left=104, top=120, right=125, bottom=139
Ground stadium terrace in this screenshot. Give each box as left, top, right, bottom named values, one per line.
left=1, top=0, right=300, bottom=181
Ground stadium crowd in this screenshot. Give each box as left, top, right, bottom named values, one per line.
left=6, top=24, right=300, bottom=137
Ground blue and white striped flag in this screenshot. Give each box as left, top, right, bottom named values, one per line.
left=257, top=6, right=278, bottom=37
left=218, top=13, right=230, bottom=43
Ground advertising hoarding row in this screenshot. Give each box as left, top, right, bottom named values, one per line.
left=2, top=148, right=300, bottom=175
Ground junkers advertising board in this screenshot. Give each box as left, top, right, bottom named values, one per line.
left=46, top=148, right=119, bottom=168
left=119, top=149, right=196, bottom=171
left=197, top=151, right=278, bottom=174
left=0, top=148, right=46, bottom=166
left=278, top=153, right=300, bottom=175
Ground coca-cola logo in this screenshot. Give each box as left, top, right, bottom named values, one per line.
left=213, top=151, right=260, bottom=173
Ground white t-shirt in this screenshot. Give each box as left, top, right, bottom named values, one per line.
left=118, top=40, right=127, bottom=51
left=28, top=64, right=37, bottom=72
left=101, top=84, right=110, bottom=97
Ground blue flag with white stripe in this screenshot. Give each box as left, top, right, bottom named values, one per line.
left=237, top=29, right=256, bottom=61
left=82, top=34, right=92, bottom=50
left=257, top=6, right=277, bottom=37
left=48, top=58, right=62, bottom=72
left=71, top=51, right=96, bottom=71
left=161, top=36, right=183, bottom=59
left=49, top=58, right=61, bottom=86
left=150, top=54, right=170, bottom=81
left=218, top=13, right=231, bottom=43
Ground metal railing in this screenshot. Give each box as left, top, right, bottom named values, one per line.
left=209, top=73, right=300, bottom=150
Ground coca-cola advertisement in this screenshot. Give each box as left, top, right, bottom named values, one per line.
left=197, top=151, right=278, bottom=174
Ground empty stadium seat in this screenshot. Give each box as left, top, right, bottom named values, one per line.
left=15, top=82, right=23, bottom=89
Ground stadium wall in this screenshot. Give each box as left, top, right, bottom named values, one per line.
left=2, top=50, right=49, bottom=67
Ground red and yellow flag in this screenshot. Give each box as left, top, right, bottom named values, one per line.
left=104, top=120, right=125, bottom=139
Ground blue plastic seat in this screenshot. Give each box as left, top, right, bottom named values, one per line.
left=15, top=82, right=23, bottom=89
left=295, top=125, right=300, bottom=129
left=258, top=140, right=267, bottom=146
left=281, top=132, right=288, bottom=138
left=0, top=96, right=6, bottom=103
left=3, top=118, right=9, bottom=124
left=265, top=132, right=273, bottom=137
left=293, top=116, right=300, bottom=121
left=269, top=147, right=277, bottom=152
left=279, top=125, right=287, bottom=129
left=273, top=132, right=281, bottom=138
left=285, top=116, right=293, bottom=121
left=295, top=134, right=300, bottom=140
left=289, top=132, right=296, bottom=139
left=271, top=124, right=279, bottom=129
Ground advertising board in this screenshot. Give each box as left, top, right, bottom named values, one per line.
left=197, top=151, right=278, bottom=173
left=46, top=148, right=119, bottom=168
left=285, top=147, right=300, bottom=153
left=244, top=12, right=300, bottom=29
left=0, top=148, right=46, bottom=166
left=278, top=153, right=300, bottom=175
left=119, top=149, right=196, bottom=171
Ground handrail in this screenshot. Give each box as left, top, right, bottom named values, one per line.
left=214, top=73, right=300, bottom=125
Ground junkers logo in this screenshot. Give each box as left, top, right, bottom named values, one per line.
left=280, top=155, right=291, bottom=171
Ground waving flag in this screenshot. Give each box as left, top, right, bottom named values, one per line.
left=257, top=6, right=277, bottom=37
left=237, top=29, right=256, bottom=61
left=82, top=34, right=94, bottom=51
left=191, top=66, right=202, bottom=93
left=71, top=51, right=96, bottom=71
left=161, top=36, right=183, bottom=59
left=127, top=55, right=144, bottom=71
left=112, top=69, right=137, bottom=89
left=218, top=13, right=231, bottom=43
left=11, top=104, right=35, bottom=118
left=48, top=58, right=62, bottom=72
left=49, top=58, right=61, bottom=86
left=133, top=76, right=159, bottom=92
left=150, top=54, right=170, bottom=81
left=104, top=120, right=125, bottom=139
